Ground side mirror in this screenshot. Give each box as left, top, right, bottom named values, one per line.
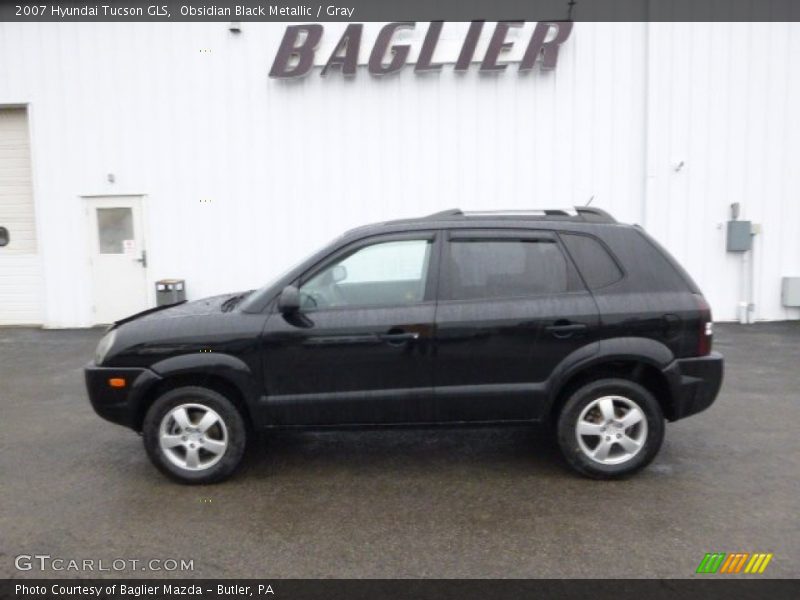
left=0, top=227, right=8, bottom=248
left=277, top=285, right=300, bottom=314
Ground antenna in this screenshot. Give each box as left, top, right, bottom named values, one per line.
left=567, top=0, right=578, bottom=20
left=586, top=195, right=595, bottom=207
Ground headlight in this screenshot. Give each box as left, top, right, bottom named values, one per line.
left=94, top=329, right=117, bottom=365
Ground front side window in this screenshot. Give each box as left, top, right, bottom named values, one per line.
left=444, top=238, right=574, bottom=301
left=299, top=239, right=432, bottom=309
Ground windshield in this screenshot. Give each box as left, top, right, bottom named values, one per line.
left=238, top=265, right=294, bottom=312
left=238, top=233, right=346, bottom=313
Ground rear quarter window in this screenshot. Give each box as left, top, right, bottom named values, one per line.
left=560, top=233, right=623, bottom=289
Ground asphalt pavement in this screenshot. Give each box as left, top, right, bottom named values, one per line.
left=1, top=323, right=798, bottom=578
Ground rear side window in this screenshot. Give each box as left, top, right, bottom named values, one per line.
left=443, top=239, right=576, bottom=301
left=560, top=233, right=623, bottom=289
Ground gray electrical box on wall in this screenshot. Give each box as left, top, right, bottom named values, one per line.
left=782, top=277, right=800, bottom=307
left=726, top=220, right=752, bottom=252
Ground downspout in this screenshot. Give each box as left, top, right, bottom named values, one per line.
left=738, top=245, right=749, bottom=324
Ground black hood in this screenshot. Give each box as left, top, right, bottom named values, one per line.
left=113, top=292, right=246, bottom=327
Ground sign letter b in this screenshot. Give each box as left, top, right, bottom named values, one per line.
left=270, top=25, right=324, bottom=78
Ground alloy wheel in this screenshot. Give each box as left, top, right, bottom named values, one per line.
left=575, top=395, right=648, bottom=465
left=158, top=403, right=229, bottom=471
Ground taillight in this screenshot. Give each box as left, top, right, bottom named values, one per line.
left=695, top=294, right=713, bottom=356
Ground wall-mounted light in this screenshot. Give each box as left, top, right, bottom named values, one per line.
left=229, top=21, right=241, bottom=34
left=107, top=173, right=115, bottom=184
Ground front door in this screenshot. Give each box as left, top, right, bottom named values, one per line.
left=86, top=197, right=148, bottom=324
left=260, top=232, right=439, bottom=426
left=433, top=229, right=600, bottom=422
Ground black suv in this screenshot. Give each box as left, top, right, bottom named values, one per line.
left=85, top=207, right=723, bottom=483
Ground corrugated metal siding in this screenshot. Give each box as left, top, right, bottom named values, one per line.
left=0, top=107, right=43, bottom=324
left=0, top=22, right=797, bottom=327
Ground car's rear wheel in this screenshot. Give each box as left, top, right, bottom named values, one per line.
left=556, top=378, right=664, bottom=479
left=143, top=386, right=246, bottom=484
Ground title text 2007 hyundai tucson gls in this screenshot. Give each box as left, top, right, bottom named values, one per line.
left=85, top=207, right=723, bottom=483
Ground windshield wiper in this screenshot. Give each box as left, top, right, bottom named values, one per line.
left=221, top=290, right=254, bottom=312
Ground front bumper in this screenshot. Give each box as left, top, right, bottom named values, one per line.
left=664, top=351, right=724, bottom=421
left=84, top=363, right=162, bottom=430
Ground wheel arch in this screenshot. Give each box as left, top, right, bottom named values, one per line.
left=134, top=354, right=258, bottom=431
left=546, top=338, right=680, bottom=423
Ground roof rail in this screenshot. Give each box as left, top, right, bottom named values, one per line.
left=460, top=209, right=573, bottom=217
left=574, top=206, right=616, bottom=223
left=425, top=208, right=463, bottom=218
left=419, top=206, right=617, bottom=224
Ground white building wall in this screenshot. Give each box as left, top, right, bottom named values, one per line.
left=0, top=21, right=797, bottom=327
left=643, top=22, right=800, bottom=322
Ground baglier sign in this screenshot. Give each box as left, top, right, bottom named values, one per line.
left=269, top=21, right=573, bottom=78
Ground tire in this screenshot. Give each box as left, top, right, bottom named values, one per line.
left=556, top=378, right=664, bottom=479
left=142, top=386, right=247, bottom=484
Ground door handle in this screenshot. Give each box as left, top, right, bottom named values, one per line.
left=379, top=332, right=420, bottom=346
left=304, top=334, right=380, bottom=346
left=134, top=249, right=147, bottom=268
left=545, top=322, right=588, bottom=339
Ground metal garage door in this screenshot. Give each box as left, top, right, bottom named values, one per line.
left=0, top=107, right=43, bottom=325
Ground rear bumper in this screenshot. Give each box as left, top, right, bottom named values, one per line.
left=84, top=363, right=162, bottom=430
left=664, top=351, right=724, bottom=421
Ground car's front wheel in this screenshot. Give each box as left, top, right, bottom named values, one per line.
left=556, top=378, right=664, bottom=479
left=142, top=386, right=247, bottom=484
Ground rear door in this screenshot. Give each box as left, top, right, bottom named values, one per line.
left=432, top=229, right=599, bottom=422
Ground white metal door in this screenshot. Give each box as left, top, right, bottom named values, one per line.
left=86, top=197, right=148, bottom=324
